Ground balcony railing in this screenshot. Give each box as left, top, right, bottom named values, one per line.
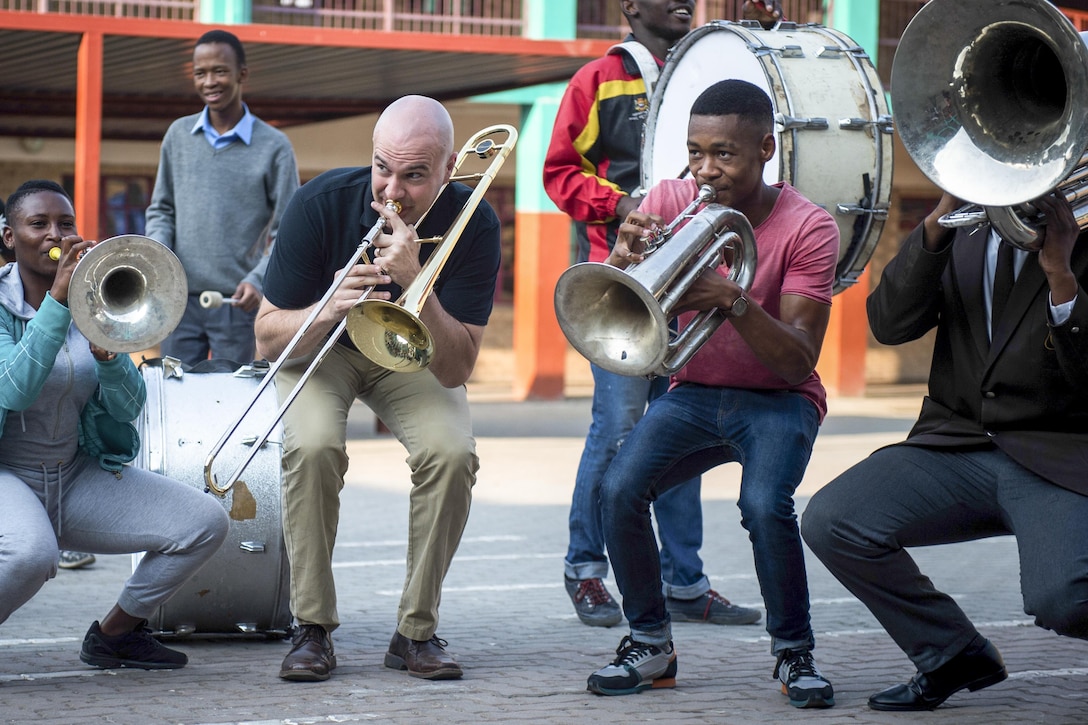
left=3, top=0, right=1085, bottom=61
left=1, top=0, right=194, bottom=19
left=0, top=0, right=826, bottom=36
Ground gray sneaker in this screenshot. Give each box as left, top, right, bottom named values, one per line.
left=666, top=589, right=761, bottom=625
left=564, top=576, right=623, bottom=627
left=774, top=648, right=835, bottom=708
left=587, top=635, right=677, bottom=695
left=58, top=550, right=96, bottom=569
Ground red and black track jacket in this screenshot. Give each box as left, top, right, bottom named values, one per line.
left=543, top=36, right=659, bottom=263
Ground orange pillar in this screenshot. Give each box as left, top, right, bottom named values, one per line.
left=74, top=30, right=103, bottom=239
left=513, top=210, right=569, bottom=399
left=816, top=268, right=870, bottom=397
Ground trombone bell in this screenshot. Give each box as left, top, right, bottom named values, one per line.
left=346, top=300, right=433, bottom=371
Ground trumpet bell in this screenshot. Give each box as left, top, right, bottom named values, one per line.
left=68, top=235, right=187, bottom=353
left=346, top=299, right=434, bottom=372
left=891, top=0, right=1088, bottom=208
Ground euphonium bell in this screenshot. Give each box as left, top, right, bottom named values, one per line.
left=555, top=187, right=757, bottom=378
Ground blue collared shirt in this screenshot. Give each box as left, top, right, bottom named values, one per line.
left=191, top=104, right=255, bottom=150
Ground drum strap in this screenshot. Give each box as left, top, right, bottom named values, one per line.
left=608, top=41, right=660, bottom=95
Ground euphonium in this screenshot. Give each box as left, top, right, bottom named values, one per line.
left=554, top=185, right=758, bottom=378
left=891, top=0, right=1088, bottom=250
left=57, top=235, right=187, bottom=352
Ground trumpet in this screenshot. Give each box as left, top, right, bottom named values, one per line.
left=54, top=235, right=187, bottom=352
left=202, top=124, right=517, bottom=497
left=555, top=185, right=758, bottom=378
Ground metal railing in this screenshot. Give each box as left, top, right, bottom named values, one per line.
left=0, top=0, right=825, bottom=36
left=2, top=0, right=1084, bottom=48
left=1, top=0, right=194, bottom=19
left=251, top=0, right=521, bottom=34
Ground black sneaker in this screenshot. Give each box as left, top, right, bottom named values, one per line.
left=80, top=620, right=188, bottom=670
left=774, top=648, right=834, bottom=708
left=666, top=589, right=762, bottom=625
left=564, top=576, right=623, bottom=627
left=587, top=635, right=677, bottom=696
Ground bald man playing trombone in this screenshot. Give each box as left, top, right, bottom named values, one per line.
left=255, top=95, right=502, bottom=682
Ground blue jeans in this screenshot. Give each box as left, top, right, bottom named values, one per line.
left=160, top=295, right=258, bottom=367
left=566, top=364, right=708, bottom=598
left=601, top=384, right=819, bottom=653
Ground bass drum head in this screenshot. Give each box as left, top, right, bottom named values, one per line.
left=642, top=21, right=893, bottom=293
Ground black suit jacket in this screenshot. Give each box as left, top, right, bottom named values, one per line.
left=867, top=223, right=1088, bottom=495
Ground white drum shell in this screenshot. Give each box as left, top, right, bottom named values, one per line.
left=133, top=362, right=291, bottom=637
left=642, top=21, right=893, bottom=293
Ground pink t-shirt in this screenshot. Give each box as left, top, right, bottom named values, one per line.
left=640, top=179, right=839, bottom=422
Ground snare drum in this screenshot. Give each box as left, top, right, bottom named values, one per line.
left=133, top=359, right=291, bottom=637
left=642, top=21, right=894, bottom=293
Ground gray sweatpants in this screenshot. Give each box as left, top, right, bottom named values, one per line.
left=0, top=454, right=229, bottom=625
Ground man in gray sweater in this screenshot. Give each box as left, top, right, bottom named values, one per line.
left=146, top=29, right=299, bottom=367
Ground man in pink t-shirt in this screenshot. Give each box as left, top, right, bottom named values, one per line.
left=584, top=79, right=840, bottom=709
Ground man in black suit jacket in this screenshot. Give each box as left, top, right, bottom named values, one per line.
left=801, top=191, right=1088, bottom=712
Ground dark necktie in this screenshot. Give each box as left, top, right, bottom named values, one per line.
left=991, top=241, right=1016, bottom=330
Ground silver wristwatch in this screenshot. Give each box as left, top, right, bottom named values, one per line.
left=730, top=294, right=749, bottom=318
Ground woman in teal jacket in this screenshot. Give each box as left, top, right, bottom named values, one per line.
left=0, top=180, right=228, bottom=670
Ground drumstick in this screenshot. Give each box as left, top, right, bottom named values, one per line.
left=199, top=291, right=241, bottom=309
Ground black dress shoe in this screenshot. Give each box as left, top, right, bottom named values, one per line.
left=384, top=630, right=463, bottom=680
left=869, top=637, right=1007, bottom=711
left=279, top=624, right=336, bottom=682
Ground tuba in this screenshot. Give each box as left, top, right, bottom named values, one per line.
left=891, top=0, right=1088, bottom=250
left=202, top=124, right=517, bottom=496
left=554, top=185, right=757, bottom=378
left=61, top=235, right=187, bottom=352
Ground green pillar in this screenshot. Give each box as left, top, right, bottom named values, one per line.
left=199, top=0, right=250, bottom=26
left=826, top=0, right=879, bottom=64
left=524, top=0, right=575, bottom=40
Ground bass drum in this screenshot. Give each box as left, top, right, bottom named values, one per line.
left=642, top=20, right=894, bottom=293
left=133, top=358, right=291, bottom=638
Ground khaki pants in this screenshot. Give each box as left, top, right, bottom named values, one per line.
left=275, top=342, right=477, bottom=640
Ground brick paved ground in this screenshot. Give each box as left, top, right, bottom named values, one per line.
left=1, top=390, right=1086, bottom=724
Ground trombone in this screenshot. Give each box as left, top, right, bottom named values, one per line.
left=202, top=124, right=517, bottom=497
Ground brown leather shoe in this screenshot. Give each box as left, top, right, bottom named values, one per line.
left=384, top=631, right=463, bottom=680
left=279, top=624, right=336, bottom=682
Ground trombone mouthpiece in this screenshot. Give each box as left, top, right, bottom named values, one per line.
left=48, top=247, right=61, bottom=261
